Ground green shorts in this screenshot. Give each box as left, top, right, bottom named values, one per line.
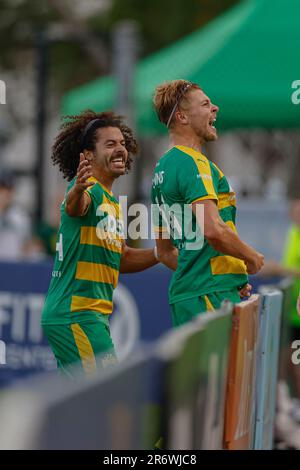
left=170, top=288, right=241, bottom=327
left=43, top=319, right=117, bottom=379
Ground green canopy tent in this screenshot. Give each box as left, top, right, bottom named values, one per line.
left=62, top=0, right=300, bottom=135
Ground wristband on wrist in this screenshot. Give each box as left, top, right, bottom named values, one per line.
left=153, top=246, right=158, bottom=261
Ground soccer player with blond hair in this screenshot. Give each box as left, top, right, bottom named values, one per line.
left=151, top=80, right=264, bottom=326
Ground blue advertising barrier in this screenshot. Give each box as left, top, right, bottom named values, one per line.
left=0, top=260, right=286, bottom=396
left=0, top=261, right=57, bottom=386
left=0, top=261, right=172, bottom=386
left=254, top=288, right=283, bottom=450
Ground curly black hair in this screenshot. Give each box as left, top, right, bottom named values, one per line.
left=51, top=110, right=138, bottom=181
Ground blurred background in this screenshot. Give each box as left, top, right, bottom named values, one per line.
left=0, top=0, right=299, bottom=261
left=0, top=0, right=300, bottom=384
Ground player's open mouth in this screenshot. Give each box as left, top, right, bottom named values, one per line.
left=111, top=156, right=125, bottom=168
left=209, top=118, right=217, bottom=129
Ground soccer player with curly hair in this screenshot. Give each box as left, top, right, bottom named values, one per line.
left=42, top=110, right=158, bottom=378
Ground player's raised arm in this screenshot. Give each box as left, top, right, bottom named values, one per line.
left=65, top=153, right=94, bottom=217
left=192, top=199, right=264, bottom=275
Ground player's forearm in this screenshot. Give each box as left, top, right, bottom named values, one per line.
left=65, top=186, right=89, bottom=217
left=282, top=267, right=300, bottom=277
left=157, top=248, right=178, bottom=271
left=259, top=261, right=300, bottom=278
left=207, top=223, right=257, bottom=264
left=120, top=247, right=158, bottom=273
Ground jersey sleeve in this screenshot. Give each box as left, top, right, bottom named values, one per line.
left=177, top=156, right=218, bottom=204
left=65, top=178, right=76, bottom=195
left=84, top=178, right=103, bottom=209
left=151, top=177, right=169, bottom=237
left=65, top=177, right=103, bottom=206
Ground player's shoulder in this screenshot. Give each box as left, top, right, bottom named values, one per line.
left=209, top=162, right=233, bottom=193
left=210, top=161, right=225, bottom=180
left=171, top=146, right=214, bottom=177
left=173, top=145, right=209, bottom=165
left=86, top=177, right=118, bottom=205
left=154, top=146, right=194, bottom=171
left=166, top=146, right=192, bottom=162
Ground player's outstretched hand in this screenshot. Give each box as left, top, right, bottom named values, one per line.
left=75, top=153, right=94, bottom=191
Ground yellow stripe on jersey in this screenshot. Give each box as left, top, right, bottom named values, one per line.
left=75, top=261, right=119, bottom=288
left=99, top=193, right=121, bottom=217
left=210, top=255, right=247, bottom=275
left=95, top=228, right=124, bottom=251
left=192, top=194, right=218, bottom=203
left=84, top=177, right=96, bottom=195
left=71, top=323, right=97, bottom=376
left=204, top=295, right=215, bottom=311
left=80, top=226, right=123, bottom=254
left=153, top=226, right=169, bottom=233
left=71, top=295, right=113, bottom=314
left=98, top=181, right=114, bottom=197
left=218, top=192, right=236, bottom=211
left=212, top=161, right=225, bottom=180
left=225, top=220, right=237, bottom=233
left=176, top=146, right=217, bottom=199
left=86, top=176, right=114, bottom=197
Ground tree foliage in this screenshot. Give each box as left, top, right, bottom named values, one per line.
left=101, top=0, right=240, bottom=55
left=0, top=0, right=240, bottom=90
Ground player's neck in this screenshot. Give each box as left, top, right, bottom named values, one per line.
left=93, top=169, right=114, bottom=193
left=169, top=131, right=203, bottom=154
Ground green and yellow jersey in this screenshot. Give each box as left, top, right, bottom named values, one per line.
left=41, top=176, right=124, bottom=326
left=151, top=145, right=248, bottom=305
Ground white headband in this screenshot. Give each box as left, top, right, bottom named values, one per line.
left=166, top=83, right=192, bottom=128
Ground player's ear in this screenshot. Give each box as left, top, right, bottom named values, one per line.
left=176, top=110, right=188, bottom=125
left=84, top=150, right=94, bottom=162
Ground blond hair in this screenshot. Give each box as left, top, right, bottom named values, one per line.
left=153, top=79, right=201, bottom=127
